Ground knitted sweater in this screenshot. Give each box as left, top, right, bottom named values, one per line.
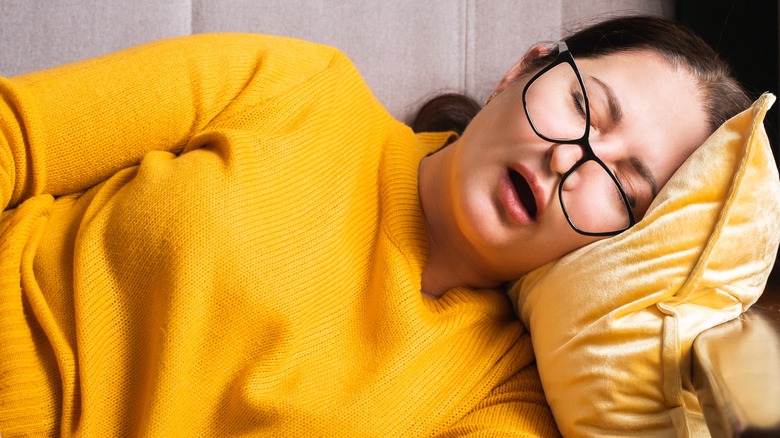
left=0, top=34, right=557, bottom=437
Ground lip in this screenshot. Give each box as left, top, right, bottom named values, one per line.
left=499, top=164, right=546, bottom=225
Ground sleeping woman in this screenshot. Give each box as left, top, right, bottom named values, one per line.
left=0, top=15, right=750, bottom=437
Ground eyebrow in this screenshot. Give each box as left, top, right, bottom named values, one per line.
left=628, top=156, right=659, bottom=197
left=590, top=76, right=623, bottom=125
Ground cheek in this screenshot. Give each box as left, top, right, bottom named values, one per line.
left=465, top=92, right=536, bottom=146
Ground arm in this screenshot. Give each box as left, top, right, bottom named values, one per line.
left=0, top=33, right=335, bottom=210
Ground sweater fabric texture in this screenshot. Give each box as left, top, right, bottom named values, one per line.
left=0, top=33, right=557, bottom=437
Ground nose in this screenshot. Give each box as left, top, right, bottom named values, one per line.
left=550, top=143, right=584, bottom=176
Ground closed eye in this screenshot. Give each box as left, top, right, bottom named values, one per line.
left=614, top=172, right=638, bottom=209
left=615, top=159, right=657, bottom=218
left=571, top=90, right=587, bottom=120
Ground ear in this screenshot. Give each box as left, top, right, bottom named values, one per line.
left=488, top=44, right=552, bottom=104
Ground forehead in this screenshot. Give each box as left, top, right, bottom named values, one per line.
left=576, top=51, right=710, bottom=187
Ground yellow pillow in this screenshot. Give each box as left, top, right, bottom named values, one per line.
left=509, top=93, right=780, bottom=437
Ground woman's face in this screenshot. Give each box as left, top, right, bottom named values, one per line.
left=429, top=50, right=710, bottom=283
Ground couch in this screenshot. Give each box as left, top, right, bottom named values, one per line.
left=1, top=1, right=777, bottom=436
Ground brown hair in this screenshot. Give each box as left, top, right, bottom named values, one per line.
left=410, top=93, right=481, bottom=135
left=412, top=15, right=751, bottom=136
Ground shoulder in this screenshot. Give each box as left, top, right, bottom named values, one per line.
left=167, top=33, right=353, bottom=75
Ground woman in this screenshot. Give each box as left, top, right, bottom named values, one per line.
left=0, top=15, right=749, bottom=437
left=417, top=17, right=750, bottom=297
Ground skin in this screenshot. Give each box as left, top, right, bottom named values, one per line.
left=418, top=47, right=711, bottom=298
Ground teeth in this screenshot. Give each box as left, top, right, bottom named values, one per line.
left=509, top=170, right=537, bottom=218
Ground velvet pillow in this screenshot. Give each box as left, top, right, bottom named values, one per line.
left=509, top=93, right=780, bottom=437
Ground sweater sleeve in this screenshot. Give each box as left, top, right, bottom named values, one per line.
left=0, top=33, right=339, bottom=210
left=435, top=365, right=562, bottom=438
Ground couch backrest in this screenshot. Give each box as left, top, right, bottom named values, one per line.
left=0, top=0, right=674, bottom=122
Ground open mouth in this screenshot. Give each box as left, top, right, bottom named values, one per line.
left=509, top=169, right=537, bottom=219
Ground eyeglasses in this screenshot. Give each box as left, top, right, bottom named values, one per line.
left=522, top=41, right=636, bottom=236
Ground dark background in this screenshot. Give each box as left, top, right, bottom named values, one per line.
left=677, top=0, right=780, bottom=289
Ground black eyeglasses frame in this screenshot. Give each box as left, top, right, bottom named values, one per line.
left=521, top=41, right=637, bottom=237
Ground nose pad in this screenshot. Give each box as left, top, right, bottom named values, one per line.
left=549, top=143, right=584, bottom=178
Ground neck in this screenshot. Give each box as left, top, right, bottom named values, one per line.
left=417, top=148, right=501, bottom=298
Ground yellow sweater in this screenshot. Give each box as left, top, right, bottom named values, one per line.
left=0, top=34, right=557, bottom=437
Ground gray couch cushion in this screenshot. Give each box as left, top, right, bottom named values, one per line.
left=0, top=0, right=191, bottom=78
left=0, top=0, right=673, bottom=121
left=192, top=0, right=466, bottom=122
